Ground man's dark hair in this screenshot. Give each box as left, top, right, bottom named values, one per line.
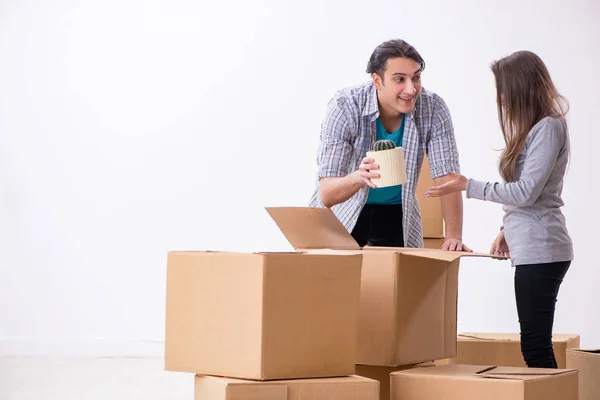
left=366, top=39, right=426, bottom=78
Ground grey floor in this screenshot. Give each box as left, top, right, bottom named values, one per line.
left=0, top=357, right=193, bottom=400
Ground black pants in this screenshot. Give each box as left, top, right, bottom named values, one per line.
left=514, top=261, right=570, bottom=368
left=350, top=204, right=404, bottom=247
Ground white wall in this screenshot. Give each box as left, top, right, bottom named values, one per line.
left=1, top=0, right=598, bottom=356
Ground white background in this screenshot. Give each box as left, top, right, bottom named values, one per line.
left=1, top=0, right=599, bottom=356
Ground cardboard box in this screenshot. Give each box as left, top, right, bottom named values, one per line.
left=423, top=238, right=445, bottom=249
left=416, top=155, right=444, bottom=238
left=165, top=250, right=363, bottom=380
left=437, top=333, right=580, bottom=369
left=390, top=364, right=578, bottom=400
left=356, top=362, right=434, bottom=400
left=566, top=349, right=600, bottom=400
left=194, top=374, right=379, bottom=400
left=266, top=206, right=498, bottom=367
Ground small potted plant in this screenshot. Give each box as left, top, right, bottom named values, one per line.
left=366, top=139, right=407, bottom=187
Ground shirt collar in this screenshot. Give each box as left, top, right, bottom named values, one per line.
left=365, top=83, right=379, bottom=119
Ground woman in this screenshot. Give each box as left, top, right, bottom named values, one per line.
left=425, top=50, right=573, bottom=369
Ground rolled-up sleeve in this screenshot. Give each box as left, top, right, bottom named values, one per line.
left=317, top=98, right=355, bottom=178
left=426, top=96, right=461, bottom=178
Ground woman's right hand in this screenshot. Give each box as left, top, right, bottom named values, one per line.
left=490, top=229, right=510, bottom=258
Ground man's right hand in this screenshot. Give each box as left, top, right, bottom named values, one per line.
left=320, top=157, right=380, bottom=208
left=357, top=157, right=380, bottom=188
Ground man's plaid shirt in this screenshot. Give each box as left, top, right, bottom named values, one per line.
left=309, top=81, right=461, bottom=248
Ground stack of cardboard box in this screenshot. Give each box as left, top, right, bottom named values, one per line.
left=163, top=158, right=581, bottom=399
left=164, top=240, right=381, bottom=399
left=163, top=205, right=517, bottom=399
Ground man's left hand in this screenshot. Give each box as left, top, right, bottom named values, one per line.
left=442, top=238, right=472, bottom=252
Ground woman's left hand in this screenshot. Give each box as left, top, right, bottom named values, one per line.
left=425, top=172, right=468, bottom=197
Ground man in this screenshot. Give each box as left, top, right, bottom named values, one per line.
left=309, top=39, right=471, bottom=251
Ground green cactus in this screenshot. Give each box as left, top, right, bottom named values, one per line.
left=373, top=139, right=396, bottom=151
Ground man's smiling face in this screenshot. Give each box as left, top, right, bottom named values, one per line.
left=373, top=57, right=423, bottom=116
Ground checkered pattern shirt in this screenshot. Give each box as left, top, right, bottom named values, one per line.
left=308, top=81, right=461, bottom=248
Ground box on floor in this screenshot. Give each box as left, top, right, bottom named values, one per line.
left=194, top=374, right=379, bottom=400
left=436, top=333, right=580, bottom=369
left=567, top=348, right=600, bottom=400
left=390, top=364, right=578, bottom=400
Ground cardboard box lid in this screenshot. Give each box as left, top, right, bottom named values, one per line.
left=265, top=206, right=361, bottom=250
left=458, top=333, right=580, bottom=343
left=476, top=366, right=575, bottom=380
left=393, top=364, right=574, bottom=381
left=265, top=206, right=501, bottom=261
left=199, top=375, right=375, bottom=385
left=567, top=348, right=600, bottom=355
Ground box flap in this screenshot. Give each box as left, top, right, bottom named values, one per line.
left=400, top=249, right=500, bottom=262
left=476, top=366, right=574, bottom=380
left=265, top=207, right=360, bottom=250
left=567, top=348, right=600, bottom=354
left=458, top=333, right=519, bottom=341
left=459, top=333, right=580, bottom=342
left=362, top=247, right=499, bottom=262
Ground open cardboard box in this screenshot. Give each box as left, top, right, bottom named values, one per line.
left=265, top=206, right=503, bottom=366
left=390, top=364, right=578, bottom=400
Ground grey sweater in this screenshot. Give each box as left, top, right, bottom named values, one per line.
left=466, top=116, right=574, bottom=266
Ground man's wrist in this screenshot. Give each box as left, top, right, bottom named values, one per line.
left=350, top=170, right=365, bottom=188
left=445, top=234, right=463, bottom=242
